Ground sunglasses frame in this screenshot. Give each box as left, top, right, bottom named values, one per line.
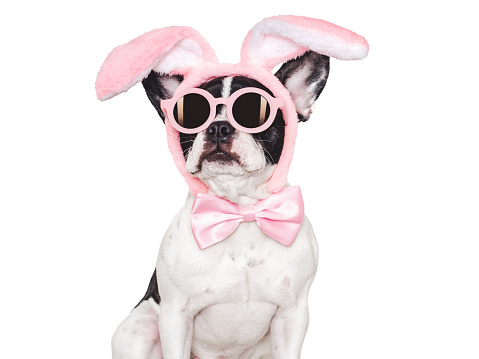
left=161, top=87, right=284, bottom=134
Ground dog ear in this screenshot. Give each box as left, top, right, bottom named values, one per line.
left=95, top=27, right=217, bottom=101
left=274, top=51, right=329, bottom=122
left=142, top=72, right=183, bottom=121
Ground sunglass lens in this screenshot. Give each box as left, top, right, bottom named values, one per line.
left=173, top=93, right=210, bottom=129
left=232, top=93, right=271, bottom=129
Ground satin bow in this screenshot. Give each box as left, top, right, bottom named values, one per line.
left=190, top=186, right=304, bottom=249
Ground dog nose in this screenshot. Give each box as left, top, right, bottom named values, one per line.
left=206, top=121, right=235, bottom=143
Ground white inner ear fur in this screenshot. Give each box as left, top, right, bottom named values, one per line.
left=159, top=75, right=183, bottom=99
left=284, top=65, right=327, bottom=119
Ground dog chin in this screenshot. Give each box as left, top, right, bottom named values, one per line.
left=199, top=159, right=248, bottom=176
left=194, top=162, right=276, bottom=207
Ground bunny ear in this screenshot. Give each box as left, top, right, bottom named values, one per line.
left=240, top=15, right=368, bottom=70
left=95, top=26, right=218, bottom=101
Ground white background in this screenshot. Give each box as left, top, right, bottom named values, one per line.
left=0, top=0, right=478, bottom=358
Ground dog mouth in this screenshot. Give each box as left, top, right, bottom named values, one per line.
left=197, top=145, right=241, bottom=170
left=193, top=145, right=256, bottom=178
left=185, top=132, right=266, bottom=176
left=204, top=149, right=237, bottom=163
left=187, top=138, right=244, bottom=175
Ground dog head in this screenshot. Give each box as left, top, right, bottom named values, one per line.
left=96, top=16, right=368, bottom=205
left=141, top=52, right=329, bottom=205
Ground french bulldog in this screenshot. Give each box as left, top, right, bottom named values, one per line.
left=112, top=51, right=327, bottom=359
left=96, top=15, right=368, bottom=359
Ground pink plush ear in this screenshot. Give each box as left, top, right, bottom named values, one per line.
left=95, top=26, right=218, bottom=101
left=241, top=15, right=369, bottom=70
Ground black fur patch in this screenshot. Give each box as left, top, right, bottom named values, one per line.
left=179, top=77, right=226, bottom=157
left=135, top=269, right=160, bottom=308
left=142, top=72, right=183, bottom=120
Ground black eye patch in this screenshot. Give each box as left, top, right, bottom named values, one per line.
left=229, top=77, right=284, bottom=164
left=179, top=77, right=226, bottom=159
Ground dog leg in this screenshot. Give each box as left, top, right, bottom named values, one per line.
left=158, top=299, right=195, bottom=359
left=112, top=298, right=163, bottom=359
left=270, top=303, right=309, bottom=359
left=269, top=279, right=314, bottom=359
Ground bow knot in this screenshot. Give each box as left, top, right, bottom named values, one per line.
left=191, top=186, right=304, bottom=249
left=241, top=208, right=257, bottom=223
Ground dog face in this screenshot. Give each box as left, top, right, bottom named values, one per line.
left=142, top=51, right=330, bottom=203
left=96, top=16, right=368, bottom=200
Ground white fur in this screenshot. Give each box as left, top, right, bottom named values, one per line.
left=113, top=172, right=318, bottom=359
left=156, top=193, right=318, bottom=358
left=184, top=133, right=206, bottom=174
left=186, top=130, right=268, bottom=208
left=185, top=130, right=267, bottom=178
left=112, top=299, right=163, bottom=359
left=222, top=77, right=233, bottom=98
left=197, top=164, right=275, bottom=208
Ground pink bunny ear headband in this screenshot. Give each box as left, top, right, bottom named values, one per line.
left=95, top=15, right=369, bottom=195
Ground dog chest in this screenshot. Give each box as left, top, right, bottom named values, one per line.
left=160, top=218, right=291, bottom=296
left=156, top=196, right=317, bottom=356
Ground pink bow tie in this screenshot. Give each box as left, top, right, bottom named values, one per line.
left=190, top=186, right=304, bottom=249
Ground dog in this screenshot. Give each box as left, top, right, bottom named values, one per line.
left=96, top=16, right=368, bottom=359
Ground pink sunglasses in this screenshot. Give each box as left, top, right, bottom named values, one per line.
left=161, top=87, right=284, bottom=134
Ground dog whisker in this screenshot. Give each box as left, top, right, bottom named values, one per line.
left=183, top=146, right=193, bottom=160
left=261, top=146, right=274, bottom=164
